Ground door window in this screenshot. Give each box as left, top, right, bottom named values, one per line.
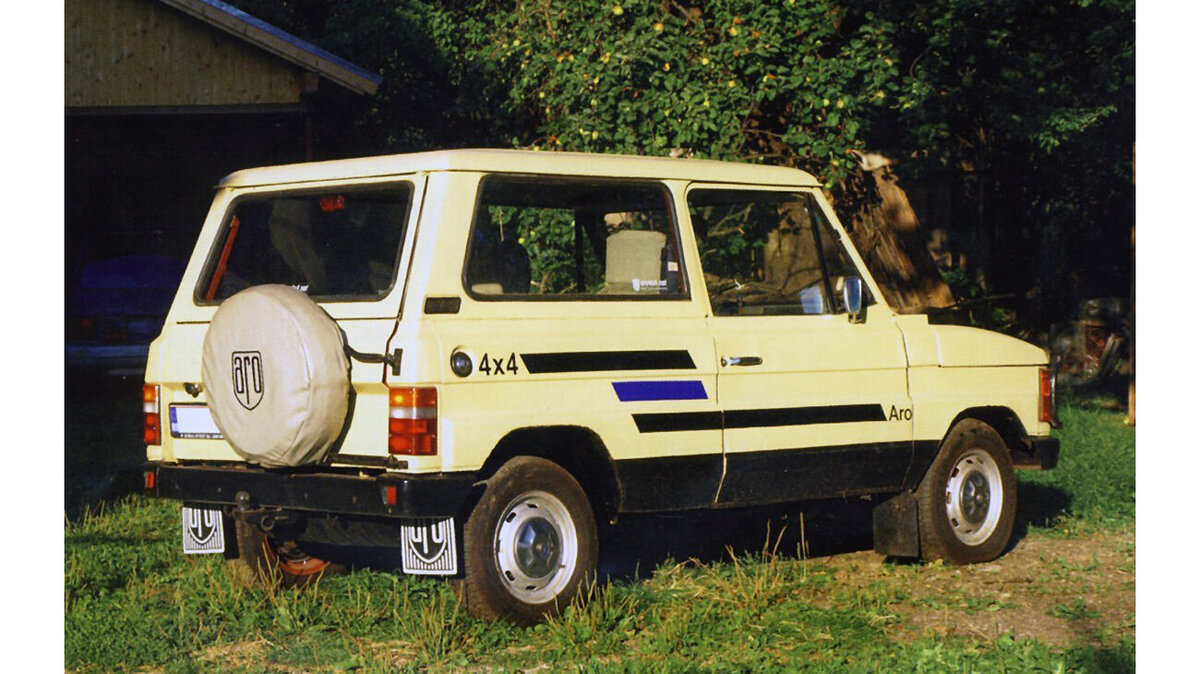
left=464, top=176, right=687, bottom=299
left=687, top=189, right=863, bottom=316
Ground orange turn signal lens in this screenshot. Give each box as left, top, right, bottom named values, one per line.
left=389, top=387, right=437, bottom=408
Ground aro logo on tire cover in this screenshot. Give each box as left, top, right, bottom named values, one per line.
left=231, top=351, right=264, bottom=410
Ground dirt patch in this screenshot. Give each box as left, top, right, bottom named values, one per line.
left=806, top=528, right=1135, bottom=647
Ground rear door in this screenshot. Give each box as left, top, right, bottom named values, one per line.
left=684, top=186, right=913, bottom=506
left=151, top=177, right=425, bottom=464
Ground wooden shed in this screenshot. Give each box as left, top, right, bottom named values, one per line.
left=65, top=0, right=382, bottom=270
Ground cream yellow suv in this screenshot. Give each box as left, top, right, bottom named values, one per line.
left=143, top=149, right=1058, bottom=623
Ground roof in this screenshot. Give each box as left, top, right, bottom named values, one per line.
left=158, top=0, right=382, bottom=95
left=218, top=149, right=822, bottom=188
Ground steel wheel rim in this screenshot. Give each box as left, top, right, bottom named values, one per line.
left=944, top=449, right=1003, bottom=546
left=494, top=490, right=578, bottom=604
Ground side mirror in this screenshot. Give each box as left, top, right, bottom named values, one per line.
left=843, top=276, right=866, bottom=324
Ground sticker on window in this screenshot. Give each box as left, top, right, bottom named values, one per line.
left=632, top=279, right=668, bottom=292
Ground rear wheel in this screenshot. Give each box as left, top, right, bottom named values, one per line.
left=231, top=519, right=341, bottom=588
left=457, top=457, right=598, bottom=623
left=916, top=419, right=1017, bottom=564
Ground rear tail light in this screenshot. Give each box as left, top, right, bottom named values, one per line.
left=143, top=384, right=161, bottom=446
left=388, top=387, right=437, bottom=455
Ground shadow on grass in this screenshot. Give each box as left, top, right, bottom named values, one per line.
left=598, top=497, right=878, bottom=582
left=1013, top=480, right=1073, bottom=538
left=600, top=479, right=1075, bottom=581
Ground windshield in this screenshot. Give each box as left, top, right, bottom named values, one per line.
left=197, top=184, right=413, bottom=303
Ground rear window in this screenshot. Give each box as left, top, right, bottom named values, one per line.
left=197, top=184, right=413, bottom=303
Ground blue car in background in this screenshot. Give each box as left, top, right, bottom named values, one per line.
left=66, top=255, right=187, bottom=375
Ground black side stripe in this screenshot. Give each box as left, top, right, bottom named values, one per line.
left=725, top=404, right=886, bottom=429
left=521, top=350, right=696, bottom=374
left=633, top=411, right=723, bottom=433
left=633, top=404, right=887, bottom=434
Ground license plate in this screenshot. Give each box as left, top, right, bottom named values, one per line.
left=401, top=518, right=457, bottom=575
left=169, top=404, right=223, bottom=439
left=181, top=505, right=226, bottom=554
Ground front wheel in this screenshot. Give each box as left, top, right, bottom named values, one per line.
left=458, top=456, right=598, bottom=623
left=916, top=419, right=1017, bottom=564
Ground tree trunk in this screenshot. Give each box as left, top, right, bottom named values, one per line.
left=842, top=152, right=956, bottom=313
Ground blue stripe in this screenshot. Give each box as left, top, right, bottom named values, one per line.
left=613, top=380, right=707, bottom=402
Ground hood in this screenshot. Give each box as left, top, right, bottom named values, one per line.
left=931, top=325, right=1047, bottom=367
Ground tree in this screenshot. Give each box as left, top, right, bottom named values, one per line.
left=225, top=0, right=1135, bottom=330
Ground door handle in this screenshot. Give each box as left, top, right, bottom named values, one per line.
left=722, top=356, right=763, bottom=367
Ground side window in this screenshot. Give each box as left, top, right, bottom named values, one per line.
left=197, top=184, right=413, bottom=303
left=464, top=176, right=686, bottom=299
left=687, top=189, right=863, bottom=316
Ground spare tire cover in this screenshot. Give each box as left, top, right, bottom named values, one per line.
left=202, top=285, right=350, bottom=467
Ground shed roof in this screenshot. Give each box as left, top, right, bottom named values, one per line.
left=218, top=149, right=821, bottom=188
left=158, top=0, right=382, bottom=95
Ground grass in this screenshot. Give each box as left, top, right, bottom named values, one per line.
left=65, top=391, right=1135, bottom=672
left=1017, top=393, right=1136, bottom=532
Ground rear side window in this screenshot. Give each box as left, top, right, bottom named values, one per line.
left=464, top=176, right=686, bottom=299
left=687, top=189, right=863, bottom=316
left=197, top=184, right=413, bottom=303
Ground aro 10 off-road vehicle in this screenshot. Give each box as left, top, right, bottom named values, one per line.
left=143, top=149, right=1059, bottom=623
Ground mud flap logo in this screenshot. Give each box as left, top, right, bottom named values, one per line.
left=401, top=518, right=458, bottom=575
left=231, top=351, right=264, bottom=410
left=181, top=506, right=225, bottom=554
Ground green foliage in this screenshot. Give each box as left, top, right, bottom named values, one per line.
left=223, top=0, right=1133, bottom=327
left=469, top=0, right=901, bottom=184
left=875, top=0, right=1134, bottom=307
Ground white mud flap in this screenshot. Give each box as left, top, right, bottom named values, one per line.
left=401, top=518, right=458, bottom=575
left=181, top=505, right=225, bottom=554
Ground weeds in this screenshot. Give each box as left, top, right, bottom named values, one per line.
left=1051, top=598, right=1102, bottom=621
left=395, top=587, right=475, bottom=664
left=539, top=580, right=644, bottom=660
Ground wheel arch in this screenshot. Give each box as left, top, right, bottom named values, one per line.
left=943, top=406, right=1039, bottom=467
left=477, top=425, right=621, bottom=524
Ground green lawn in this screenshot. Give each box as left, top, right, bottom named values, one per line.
left=65, top=396, right=1134, bottom=672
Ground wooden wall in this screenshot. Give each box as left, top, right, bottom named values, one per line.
left=66, top=0, right=303, bottom=108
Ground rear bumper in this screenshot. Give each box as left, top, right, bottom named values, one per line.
left=145, top=462, right=477, bottom=519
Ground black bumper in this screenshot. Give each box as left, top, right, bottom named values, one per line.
left=1031, top=436, right=1060, bottom=470
left=145, top=463, right=477, bottom=519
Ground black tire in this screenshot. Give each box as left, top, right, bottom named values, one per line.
left=916, top=419, right=1017, bottom=565
left=231, top=519, right=342, bottom=588
left=457, top=456, right=598, bottom=624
